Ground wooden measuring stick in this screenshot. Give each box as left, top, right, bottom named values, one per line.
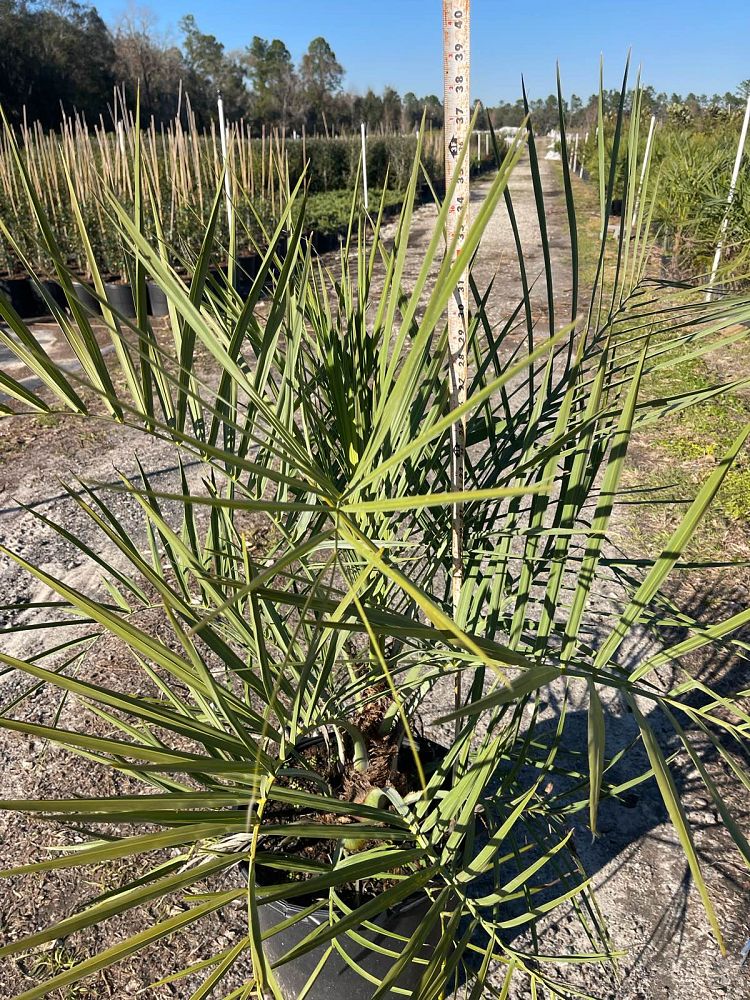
left=443, top=1, right=470, bottom=721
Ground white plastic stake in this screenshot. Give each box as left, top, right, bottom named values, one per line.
left=360, top=121, right=369, bottom=210
left=443, top=1, right=470, bottom=658
left=707, top=92, right=750, bottom=300
left=572, top=132, right=579, bottom=174
left=217, top=91, right=233, bottom=233
left=631, top=114, right=656, bottom=229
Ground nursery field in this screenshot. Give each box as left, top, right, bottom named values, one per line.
left=0, top=115, right=496, bottom=307
left=1, top=66, right=750, bottom=1000
left=577, top=112, right=750, bottom=282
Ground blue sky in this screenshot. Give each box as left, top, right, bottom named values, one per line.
left=98, top=1, right=749, bottom=103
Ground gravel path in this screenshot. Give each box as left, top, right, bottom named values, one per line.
left=1, top=146, right=748, bottom=999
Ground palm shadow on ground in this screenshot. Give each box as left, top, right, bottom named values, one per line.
left=454, top=579, right=750, bottom=994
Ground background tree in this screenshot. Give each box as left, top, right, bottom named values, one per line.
left=359, top=88, right=384, bottom=130
left=381, top=86, right=402, bottom=133
left=179, top=13, right=248, bottom=119
left=0, top=0, right=37, bottom=125
left=0, top=0, right=116, bottom=127
left=300, top=35, right=343, bottom=134
left=0, top=4, right=746, bottom=136
left=400, top=92, right=420, bottom=131
left=243, top=36, right=299, bottom=128
left=113, top=9, right=193, bottom=125
left=423, top=94, right=444, bottom=128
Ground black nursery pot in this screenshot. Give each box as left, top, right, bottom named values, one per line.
left=104, top=282, right=136, bottom=319
left=0, top=276, right=43, bottom=319
left=309, top=230, right=341, bottom=255
left=146, top=281, right=169, bottom=317
left=208, top=255, right=262, bottom=299
left=253, top=737, right=450, bottom=999
left=39, top=279, right=68, bottom=315
left=71, top=280, right=101, bottom=316
left=256, top=881, right=441, bottom=999
left=234, top=254, right=260, bottom=297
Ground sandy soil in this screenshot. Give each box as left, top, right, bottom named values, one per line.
left=0, top=146, right=748, bottom=998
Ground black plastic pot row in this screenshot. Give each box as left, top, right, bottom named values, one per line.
left=0, top=275, right=170, bottom=321
left=0, top=253, right=264, bottom=321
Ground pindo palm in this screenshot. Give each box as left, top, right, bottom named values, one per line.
left=0, top=65, right=750, bottom=999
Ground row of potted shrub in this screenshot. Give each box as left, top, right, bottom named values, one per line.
left=0, top=162, right=501, bottom=320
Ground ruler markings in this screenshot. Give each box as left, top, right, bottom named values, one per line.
left=443, top=2, right=470, bottom=723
